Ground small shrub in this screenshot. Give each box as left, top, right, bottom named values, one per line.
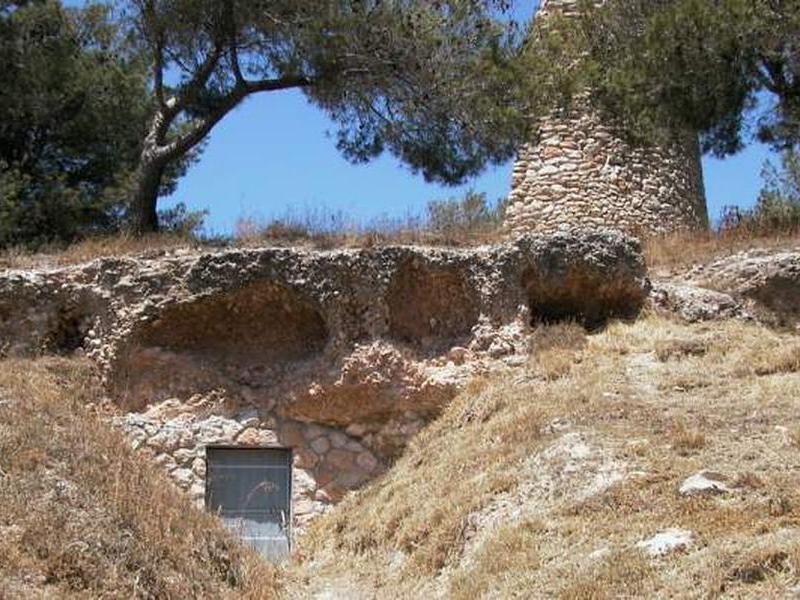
left=655, top=338, right=710, bottom=362
left=157, top=202, right=208, bottom=237
left=718, top=150, right=800, bottom=237
left=528, top=321, right=587, bottom=380
left=669, top=420, right=706, bottom=456
left=426, top=189, right=506, bottom=239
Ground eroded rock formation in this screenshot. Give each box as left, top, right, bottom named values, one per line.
left=0, top=231, right=649, bottom=525
left=651, top=248, right=800, bottom=327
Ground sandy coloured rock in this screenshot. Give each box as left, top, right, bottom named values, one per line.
left=0, top=231, right=649, bottom=525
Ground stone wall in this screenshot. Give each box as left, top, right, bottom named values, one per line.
left=0, top=232, right=650, bottom=530
left=505, top=0, right=709, bottom=237
left=114, top=397, right=385, bottom=527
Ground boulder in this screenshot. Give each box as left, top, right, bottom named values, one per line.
left=679, top=471, right=733, bottom=496
left=636, top=528, right=694, bottom=557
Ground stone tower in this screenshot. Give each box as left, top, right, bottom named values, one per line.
left=504, top=0, right=709, bottom=237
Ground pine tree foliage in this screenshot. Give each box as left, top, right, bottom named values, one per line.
left=567, top=0, right=800, bottom=155
left=123, top=0, right=530, bottom=232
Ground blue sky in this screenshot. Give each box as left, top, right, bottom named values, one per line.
left=62, top=0, right=775, bottom=234
left=61, top=0, right=776, bottom=234
left=161, top=87, right=775, bottom=235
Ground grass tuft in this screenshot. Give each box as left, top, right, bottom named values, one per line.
left=0, top=358, right=279, bottom=598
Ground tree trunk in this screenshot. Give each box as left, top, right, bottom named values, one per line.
left=129, top=154, right=166, bottom=235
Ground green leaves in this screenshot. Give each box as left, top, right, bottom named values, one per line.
left=129, top=0, right=529, bottom=191
left=0, top=2, right=147, bottom=246
left=571, top=0, right=800, bottom=155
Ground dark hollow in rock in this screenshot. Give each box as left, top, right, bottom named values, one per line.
left=523, top=265, right=646, bottom=328
left=387, top=260, right=479, bottom=350
left=139, top=281, right=329, bottom=364
left=45, top=305, right=90, bottom=354
left=746, top=274, right=800, bottom=328
left=111, top=282, right=329, bottom=409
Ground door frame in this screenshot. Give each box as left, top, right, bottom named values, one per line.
left=204, top=445, right=294, bottom=554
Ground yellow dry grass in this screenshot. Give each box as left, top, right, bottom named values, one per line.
left=293, top=315, right=800, bottom=599
left=644, top=229, right=800, bottom=273
left=0, top=358, right=280, bottom=598
left=3, top=219, right=798, bottom=273
left=0, top=233, right=202, bottom=269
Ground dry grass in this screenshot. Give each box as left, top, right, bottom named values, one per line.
left=528, top=321, right=588, bottom=381
left=0, top=233, right=204, bottom=269
left=293, top=314, right=800, bottom=598
left=669, top=419, right=706, bottom=456
left=3, top=214, right=799, bottom=273
left=789, top=427, right=800, bottom=449
left=0, top=222, right=508, bottom=271
left=233, top=219, right=506, bottom=251
left=0, top=358, right=280, bottom=598
left=644, top=229, right=800, bottom=273
left=557, top=549, right=657, bottom=600
left=301, top=376, right=549, bottom=576
left=654, top=337, right=710, bottom=361
left=448, top=520, right=545, bottom=600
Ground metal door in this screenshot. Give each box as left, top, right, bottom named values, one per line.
left=205, top=447, right=292, bottom=561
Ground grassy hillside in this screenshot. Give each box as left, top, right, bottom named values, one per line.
left=0, top=358, right=280, bottom=599
left=2, top=231, right=799, bottom=598
left=295, top=315, right=800, bottom=598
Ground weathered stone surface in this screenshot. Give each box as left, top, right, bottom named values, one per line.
left=0, top=233, right=648, bottom=421
left=650, top=282, right=753, bottom=323
left=505, top=2, right=708, bottom=238
left=636, top=528, right=694, bottom=557
left=686, top=250, right=800, bottom=326
left=652, top=248, right=800, bottom=326
left=679, top=471, right=733, bottom=496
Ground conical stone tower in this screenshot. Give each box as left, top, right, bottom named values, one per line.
left=504, top=0, right=709, bottom=237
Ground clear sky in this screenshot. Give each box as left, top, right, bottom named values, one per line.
left=61, top=0, right=776, bottom=235
left=61, top=0, right=774, bottom=235
left=161, top=87, right=775, bottom=236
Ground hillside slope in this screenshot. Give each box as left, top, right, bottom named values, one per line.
left=1, top=236, right=799, bottom=599
left=292, top=315, right=800, bottom=599
left=0, top=358, right=280, bottom=599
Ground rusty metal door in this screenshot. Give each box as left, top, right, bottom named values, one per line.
left=205, top=447, right=292, bottom=561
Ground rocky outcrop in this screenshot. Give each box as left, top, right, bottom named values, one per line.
left=649, top=282, right=753, bottom=323
left=651, top=249, right=800, bottom=327
left=0, top=231, right=649, bottom=524
left=0, top=231, right=649, bottom=365
left=685, top=250, right=800, bottom=325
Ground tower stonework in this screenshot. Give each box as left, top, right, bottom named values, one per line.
left=505, top=0, right=709, bottom=237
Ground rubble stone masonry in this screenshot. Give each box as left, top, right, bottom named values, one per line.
left=505, top=0, right=709, bottom=237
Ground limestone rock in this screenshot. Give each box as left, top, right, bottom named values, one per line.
left=686, top=250, right=800, bottom=326
left=0, top=232, right=648, bottom=368
left=655, top=249, right=800, bottom=326
left=636, top=528, right=694, bottom=557
left=679, top=471, right=733, bottom=496
left=650, top=281, right=752, bottom=322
